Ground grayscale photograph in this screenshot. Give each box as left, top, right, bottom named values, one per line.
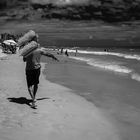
left=0, top=0, right=140, bottom=140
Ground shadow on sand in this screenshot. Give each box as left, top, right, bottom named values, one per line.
left=7, top=97, right=50, bottom=107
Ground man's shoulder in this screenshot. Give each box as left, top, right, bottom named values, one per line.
left=38, top=47, right=47, bottom=54
left=33, top=48, right=46, bottom=56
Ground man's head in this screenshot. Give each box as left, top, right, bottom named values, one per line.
left=32, top=34, right=39, bottom=42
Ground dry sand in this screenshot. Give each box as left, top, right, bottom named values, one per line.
left=0, top=53, right=121, bottom=140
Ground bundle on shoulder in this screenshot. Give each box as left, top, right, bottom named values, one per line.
left=18, top=30, right=37, bottom=48
left=19, top=41, right=38, bottom=57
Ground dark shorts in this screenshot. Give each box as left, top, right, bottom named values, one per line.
left=26, top=68, right=41, bottom=87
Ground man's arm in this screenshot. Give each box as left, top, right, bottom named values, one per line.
left=41, top=50, right=59, bottom=61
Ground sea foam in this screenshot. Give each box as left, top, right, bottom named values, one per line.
left=67, top=49, right=140, bottom=61
left=70, top=56, right=132, bottom=74
left=131, top=73, right=140, bottom=82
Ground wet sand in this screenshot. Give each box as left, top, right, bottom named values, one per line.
left=43, top=54, right=140, bottom=140
left=0, top=53, right=121, bottom=140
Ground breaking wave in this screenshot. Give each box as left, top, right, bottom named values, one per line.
left=70, top=56, right=140, bottom=82
left=70, top=56, right=132, bottom=74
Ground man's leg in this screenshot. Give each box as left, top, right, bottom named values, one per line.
left=28, top=85, right=34, bottom=100
left=31, top=84, right=38, bottom=108
left=33, top=84, right=38, bottom=102
left=26, top=70, right=34, bottom=101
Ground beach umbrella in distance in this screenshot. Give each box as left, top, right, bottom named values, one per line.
left=3, top=40, right=17, bottom=46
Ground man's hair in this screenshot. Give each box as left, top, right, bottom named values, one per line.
left=31, top=34, right=38, bottom=42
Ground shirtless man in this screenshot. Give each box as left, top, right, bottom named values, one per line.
left=23, top=46, right=58, bottom=109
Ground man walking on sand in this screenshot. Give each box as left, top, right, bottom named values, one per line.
left=23, top=42, right=58, bottom=109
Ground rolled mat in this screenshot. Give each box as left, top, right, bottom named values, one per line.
left=18, top=30, right=37, bottom=48
left=19, top=41, right=38, bottom=57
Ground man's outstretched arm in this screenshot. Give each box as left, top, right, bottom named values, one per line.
left=41, top=50, right=59, bottom=61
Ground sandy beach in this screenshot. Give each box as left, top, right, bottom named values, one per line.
left=1, top=20, right=140, bottom=140
left=0, top=52, right=121, bottom=140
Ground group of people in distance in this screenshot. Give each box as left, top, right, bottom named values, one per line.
left=1, top=42, right=17, bottom=54
left=58, top=47, right=78, bottom=57
left=0, top=33, right=18, bottom=54
left=59, top=48, right=69, bottom=57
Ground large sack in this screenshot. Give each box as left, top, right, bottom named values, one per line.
left=19, top=41, right=38, bottom=57
left=18, top=30, right=37, bottom=48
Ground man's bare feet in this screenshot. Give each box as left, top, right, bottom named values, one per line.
left=31, top=100, right=37, bottom=109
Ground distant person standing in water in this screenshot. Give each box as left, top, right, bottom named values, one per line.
left=60, top=48, right=63, bottom=54
left=75, top=48, right=78, bottom=56
left=23, top=36, right=59, bottom=109
left=65, top=49, right=69, bottom=57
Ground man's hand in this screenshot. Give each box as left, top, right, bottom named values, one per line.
left=53, top=56, right=59, bottom=62
left=23, top=57, right=26, bottom=62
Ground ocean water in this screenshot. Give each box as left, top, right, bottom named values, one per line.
left=66, top=48, right=140, bottom=83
